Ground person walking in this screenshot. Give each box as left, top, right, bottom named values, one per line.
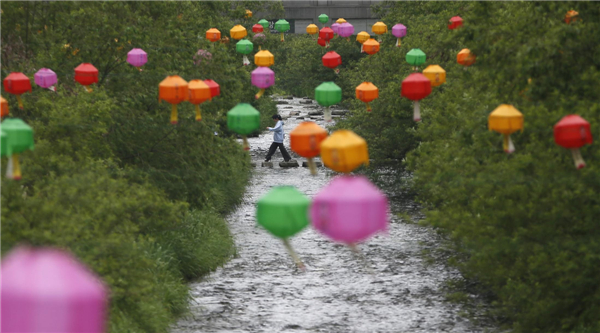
left=264, top=114, right=292, bottom=162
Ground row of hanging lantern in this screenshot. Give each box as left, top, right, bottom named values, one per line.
left=158, top=76, right=220, bottom=124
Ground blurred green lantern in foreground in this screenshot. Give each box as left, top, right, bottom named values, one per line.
left=227, top=103, right=260, bottom=151
left=274, top=19, right=290, bottom=42
left=315, top=82, right=342, bottom=122
left=256, top=186, right=310, bottom=270
left=1, top=118, right=34, bottom=180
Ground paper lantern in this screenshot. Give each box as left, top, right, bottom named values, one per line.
left=363, top=39, right=380, bottom=55
left=188, top=80, right=211, bottom=121
left=320, top=130, right=369, bottom=173
left=256, top=186, right=310, bottom=269
left=204, top=79, right=220, bottom=99
left=554, top=115, right=592, bottom=169
left=1, top=129, right=10, bottom=158
left=318, top=14, right=329, bottom=25
left=322, top=51, right=342, bottom=74
left=253, top=33, right=266, bottom=50
left=448, top=16, right=463, bottom=30
left=315, top=82, right=342, bottom=122
left=245, top=9, right=252, bottom=18
left=338, top=22, right=354, bottom=39
left=356, top=82, right=379, bottom=112
left=3, top=72, right=32, bottom=109
left=372, top=22, right=388, bottom=41
left=1, top=118, right=34, bottom=180
left=401, top=73, right=431, bottom=122
left=306, top=24, right=319, bottom=35
left=392, top=23, right=407, bottom=47
left=319, top=27, right=334, bottom=47
left=230, top=25, right=247, bottom=40
left=236, top=39, right=254, bottom=66
left=34, top=68, right=57, bottom=90
left=1, top=96, right=8, bottom=118
left=275, top=19, right=290, bottom=42
left=565, top=10, right=579, bottom=24
left=336, top=18, right=347, bottom=24
left=422, top=65, right=446, bottom=87
left=331, top=22, right=340, bottom=35
left=252, top=23, right=264, bottom=33
left=252, top=66, right=275, bottom=99
left=74, top=63, right=98, bottom=93
left=310, top=175, right=387, bottom=245
left=317, top=36, right=327, bottom=48
left=159, top=75, right=188, bottom=124
left=127, top=48, right=147, bottom=71
left=206, top=28, right=221, bottom=42
left=406, top=48, right=426, bottom=69
left=356, top=31, right=370, bottom=52
left=290, top=121, right=328, bottom=175
left=457, top=48, right=476, bottom=67
left=193, top=49, right=212, bottom=66
left=227, top=103, right=260, bottom=150
left=254, top=50, right=274, bottom=67
left=488, top=104, right=524, bottom=154
left=1, top=246, right=108, bottom=333
left=258, top=19, right=270, bottom=30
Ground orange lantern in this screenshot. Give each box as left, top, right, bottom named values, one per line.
left=363, top=39, right=380, bottom=55
left=356, top=82, right=379, bottom=112
left=188, top=80, right=212, bottom=122
left=1, top=96, right=9, bottom=118
left=565, top=10, right=579, bottom=24
left=206, top=28, right=221, bottom=42
left=230, top=25, right=248, bottom=40
left=457, top=49, right=476, bottom=68
left=290, top=121, right=328, bottom=175
left=371, top=22, right=387, bottom=42
left=245, top=9, right=252, bottom=19
left=159, top=75, right=188, bottom=125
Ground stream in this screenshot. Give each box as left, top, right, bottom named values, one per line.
left=170, top=97, right=496, bottom=333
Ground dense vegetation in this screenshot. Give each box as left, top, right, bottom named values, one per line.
left=274, top=1, right=600, bottom=332
left=1, top=1, right=283, bottom=332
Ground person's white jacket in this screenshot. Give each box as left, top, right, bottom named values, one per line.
left=268, top=120, right=285, bottom=143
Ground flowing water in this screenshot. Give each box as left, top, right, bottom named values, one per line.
left=171, top=97, right=496, bottom=333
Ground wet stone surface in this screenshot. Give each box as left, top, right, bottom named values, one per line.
left=170, top=97, right=496, bottom=333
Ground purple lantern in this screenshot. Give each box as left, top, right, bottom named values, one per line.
left=252, top=66, right=275, bottom=99
left=1, top=246, right=108, bottom=333
left=127, top=48, right=148, bottom=71
left=193, top=49, right=213, bottom=66
left=337, top=23, right=354, bottom=39
left=392, top=24, right=407, bottom=47
left=331, top=22, right=340, bottom=35
left=310, top=175, right=389, bottom=245
left=34, top=68, right=57, bottom=91
left=253, top=33, right=266, bottom=50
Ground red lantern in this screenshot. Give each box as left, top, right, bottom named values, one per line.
left=317, top=36, right=327, bottom=47
left=448, top=16, right=463, bottom=30
left=322, top=51, right=342, bottom=74
left=319, top=27, right=334, bottom=47
left=204, top=79, right=220, bottom=99
left=401, top=73, right=431, bottom=122
left=74, top=63, right=98, bottom=93
left=554, top=115, right=593, bottom=169
left=3, top=73, right=32, bottom=109
left=252, top=24, right=264, bottom=33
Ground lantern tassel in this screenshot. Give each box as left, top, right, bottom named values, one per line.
left=503, top=134, right=515, bottom=154
left=16, top=95, right=24, bottom=109
left=360, top=44, right=364, bottom=53
left=242, top=136, right=250, bottom=151
left=255, top=89, right=265, bottom=99
left=138, top=67, right=143, bottom=72
left=84, top=86, right=93, bottom=93
left=283, top=238, right=305, bottom=271
left=170, top=104, right=178, bottom=124
left=366, top=102, right=372, bottom=112
left=281, top=32, right=284, bottom=42
left=307, top=157, right=317, bottom=176
left=349, top=243, right=374, bottom=274
left=347, top=37, right=350, bottom=42
left=258, top=45, right=262, bottom=51
left=49, top=85, right=56, bottom=92
left=396, top=38, right=401, bottom=47
left=324, top=106, right=332, bottom=122
left=334, top=68, right=340, bottom=75
left=571, top=148, right=586, bottom=169
left=5, top=155, right=13, bottom=179
left=326, top=41, right=330, bottom=48
left=6, top=154, right=22, bottom=180
left=242, top=55, right=250, bottom=66
left=195, top=105, right=202, bottom=122
left=413, top=101, right=421, bottom=122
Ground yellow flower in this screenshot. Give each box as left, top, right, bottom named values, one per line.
left=63, top=43, right=71, bottom=49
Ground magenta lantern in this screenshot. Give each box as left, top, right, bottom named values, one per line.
left=401, top=73, right=431, bottom=122
left=310, top=175, right=388, bottom=245
left=338, top=23, right=354, bottom=38
left=127, top=48, right=148, bottom=71
left=34, top=68, right=57, bottom=91
left=1, top=246, right=108, bottom=333
left=392, top=24, right=407, bottom=47
left=331, top=22, right=340, bottom=35
left=251, top=67, right=275, bottom=99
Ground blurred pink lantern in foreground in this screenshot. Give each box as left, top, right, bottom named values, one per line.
left=193, top=49, right=213, bottom=66
left=34, top=68, right=57, bottom=91
left=252, top=66, right=275, bottom=99
left=1, top=246, right=108, bottom=333
left=127, top=48, right=148, bottom=71
left=337, top=22, right=354, bottom=40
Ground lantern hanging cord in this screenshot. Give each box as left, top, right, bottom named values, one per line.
left=195, top=105, right=202, bottom=121
left=170, top=104, right=178, bottom=124
left=283, top=238, right=305, bottom=271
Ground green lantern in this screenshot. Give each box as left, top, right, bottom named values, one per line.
left=315, top=82, right=342, bottom=122
left=258, top=19, right=269, bottom=30
left=236, top=39, right=254, bottom=65
left=1, top=129, right=11, bottom=158
left=406, top=48, right=426, bottom=70
left=318, top=14, right=329, bottom=25
left=256, top=186, right=310, bottom=269
left=1, top=118, right=34, bottom=180
left=274, top=19, right=290, bottom=42
left=227, top=103, right=260, bottom=151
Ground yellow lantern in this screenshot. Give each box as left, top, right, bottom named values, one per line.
left=320, top=130, right=369, bottom=173
left=488, top=104, right=524, bottom=154
left=372, top=22, right=387, bottom=41
left=306, top=24, right=319, bottom=35
left=245, top=9, right=252, bottom=18
left=356, top=31, right=370, bottom=52
left=422, top=65, right=446, bottom=87
left=230, top=25, right=248, bottom=40
left=255, top=50, right=275, bottom=67
left=336, top=18, right=347, bottom=24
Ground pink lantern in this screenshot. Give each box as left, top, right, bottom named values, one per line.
left=1, top=246, right=108, bottom=333
left=331, top=22, right=340, bottom=35
left=337, top=22, right=354, bottom=39
left=392, top=24, right=407, bottom=47
left=127, top=48, right=148, bottom=71
left=310, top=175, right=388, bottom=245
left=252, top=66, right=275, bottom=99
left=34, top=68, right=57, bottom=91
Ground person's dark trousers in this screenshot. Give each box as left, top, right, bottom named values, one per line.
left=265, top=142, right=291, bottom=161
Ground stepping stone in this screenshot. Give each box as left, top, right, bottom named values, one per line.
left=283, top=96, right=293, bottom=99
left=279, top=160, right=300, bottom=168
left=250, top=162, right=257, bottom=167
left=302, top=161, right=323, bottom=167
left=299, top=100, right=312, bottom=104
left=308, top=111, right=323, bottom=116
left=262, top=162, right=274, bottom=168
left=276, top=101, right=290, bottom=105
left=296, top=116, right=305, bottom=120
left=332, top=110, right=347, bottom=115
left=289, top=111, right=300, bottom=116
